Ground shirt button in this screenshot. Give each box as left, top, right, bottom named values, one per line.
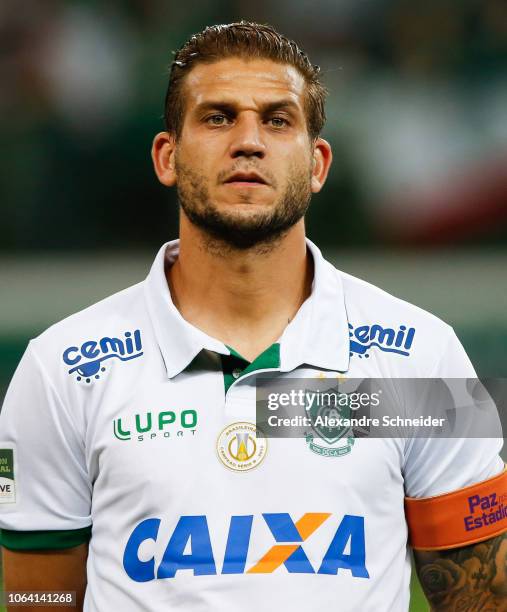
left=232, top=368, right=242, bottom=379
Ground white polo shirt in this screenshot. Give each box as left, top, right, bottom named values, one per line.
left=0, top=239, right=503, bottom=612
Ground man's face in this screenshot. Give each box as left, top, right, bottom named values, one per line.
left=173, top=58, right=316, bottom=249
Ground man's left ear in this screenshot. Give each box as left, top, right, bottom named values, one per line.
left=311, top=138, right=333, bottom=193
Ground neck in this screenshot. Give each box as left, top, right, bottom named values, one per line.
left=166, top=215, right=313, bottom=361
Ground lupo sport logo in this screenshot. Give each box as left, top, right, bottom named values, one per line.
left=348, top=323, right=415, bottom=359
left=63, top=330, right=143, bottom=383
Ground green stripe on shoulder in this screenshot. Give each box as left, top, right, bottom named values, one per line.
left=0, top=526, right=92, bottom=550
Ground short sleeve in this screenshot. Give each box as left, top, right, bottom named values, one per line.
left=403, top=328, right=504, bottom=499
left=0, top=341, right=92, bottom=546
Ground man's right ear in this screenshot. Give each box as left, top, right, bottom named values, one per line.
left=151, top=132, right=177, bottom=187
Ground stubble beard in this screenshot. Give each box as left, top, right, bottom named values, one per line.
left=175, top=158, right=313, bottom=254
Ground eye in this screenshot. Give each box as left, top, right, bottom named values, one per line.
left=268, top=117, right=289, bottom=128
left=206, top=114, right=230, bottom=126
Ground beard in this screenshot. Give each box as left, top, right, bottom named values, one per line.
left=175, top=158, right=312, bottom=251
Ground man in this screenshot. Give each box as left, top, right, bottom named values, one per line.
left=0, top=22, right=506, bottom=612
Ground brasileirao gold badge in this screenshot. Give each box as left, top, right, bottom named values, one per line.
left=216, top=422, right=267, bottom=472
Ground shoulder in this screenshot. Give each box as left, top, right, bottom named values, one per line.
left=334, top=265, right=466, bottom=375
left=27, top=281, right=149, bottom=381
left=339, top=267, right=451, bottom=331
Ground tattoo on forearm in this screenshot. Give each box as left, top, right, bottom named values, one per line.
left=413, top=532, right=507, bottom=611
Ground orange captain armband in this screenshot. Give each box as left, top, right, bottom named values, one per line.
left=405, top=466, right=507, bottom=551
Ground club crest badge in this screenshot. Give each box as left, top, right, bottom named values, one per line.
left=304, top=387, right=355, bottom=458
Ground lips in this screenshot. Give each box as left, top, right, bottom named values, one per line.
left=224, top=172, right=267, bottom=185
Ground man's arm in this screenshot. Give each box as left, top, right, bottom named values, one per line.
left=413, top=533, right=507, bottom=611
left=2, top=544, right=88, bottom=612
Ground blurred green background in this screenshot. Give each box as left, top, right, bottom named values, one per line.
left=1, top=1, right=506, bottom=610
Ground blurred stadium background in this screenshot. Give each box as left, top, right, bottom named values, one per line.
left=1, top=1, right=506, bottom=610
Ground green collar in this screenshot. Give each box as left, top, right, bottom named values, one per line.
left=221, top=343, right=280, bottom=393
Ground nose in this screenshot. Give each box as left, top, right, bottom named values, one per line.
left=228, top=114, right=266, bottom=159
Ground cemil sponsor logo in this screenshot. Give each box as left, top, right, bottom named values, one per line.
left=123, top=512, right=369, bottom=582
left=348, top=323, right=415, bottom=359
left=63, top=330, right=143, bottom=382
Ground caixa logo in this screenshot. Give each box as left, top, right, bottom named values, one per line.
left=123, top=513, right=369, bottom=582
left=63, top=330, right=143, bottom=383
left=349, top=323, right=415, bottom=359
